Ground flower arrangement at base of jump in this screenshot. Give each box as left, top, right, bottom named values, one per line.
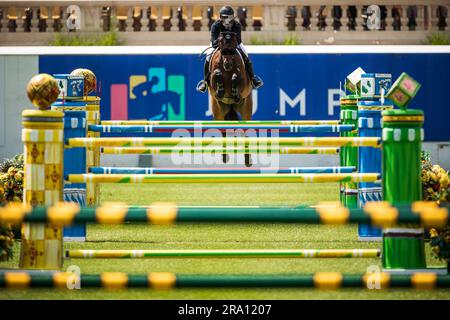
left=0, top=153, right=24, bottom=205
left=421, top=151, right=449, bottom=202
left=421, top=151, right=450, bottom=270
left=0, top=154, right=24, bottom=261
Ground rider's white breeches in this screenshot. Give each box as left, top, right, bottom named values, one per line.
left=238, top=43, right=248, bottom=56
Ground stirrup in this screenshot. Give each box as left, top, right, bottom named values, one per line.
left=251, top=76, right=263, bottom=89
left=196, top=80, right=208, bottom=93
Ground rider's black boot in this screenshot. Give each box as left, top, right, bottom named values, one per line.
left=196, top=60, right=210, bottom=93
left=245, top=59, right=263, bottom=89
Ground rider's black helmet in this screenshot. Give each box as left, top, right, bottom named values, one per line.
left=219, top=6, right=235, bottom=27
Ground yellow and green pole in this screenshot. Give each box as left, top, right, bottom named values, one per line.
left=66, top=248, right=381, bottom=259
left=1, top=271, right=449, bottom=289
left=20, top=109, right=64, bottom=269
left=71, top=96, right=101, bottom=206
left=339, top=95, right=359, bottom=207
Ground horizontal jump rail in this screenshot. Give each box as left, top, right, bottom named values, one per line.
left=1, top=272, right=449, bottom=289
left=0, top=202, right=447, bottom=227
left=67, top=173, right=381, bottom=184
left=66, top=137, right=381, bottom=148
left=100, top=120, right=341, bottom=126
left=89, top=166, right=356, bottom=174
left=65, top=249, right=381, bottom=259
left=89, top=124, right=355, bottom=133
left=100, top=147, right=340, bottom=155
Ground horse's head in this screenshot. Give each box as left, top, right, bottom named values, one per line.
left=218, top=32, right=237, bottom=72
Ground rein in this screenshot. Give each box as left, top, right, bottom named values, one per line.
left=198, top=46, right=215, bottom=61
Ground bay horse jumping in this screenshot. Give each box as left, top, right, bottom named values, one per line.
left=208, top=31, right=253, bottom=166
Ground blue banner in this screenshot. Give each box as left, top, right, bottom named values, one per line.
left=39, top=52, right=450, bottom=141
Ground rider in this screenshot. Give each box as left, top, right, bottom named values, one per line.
left=196, top=6, right=263, bottom=93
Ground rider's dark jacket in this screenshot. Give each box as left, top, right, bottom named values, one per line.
left=210, top=20, right=242, bottom=48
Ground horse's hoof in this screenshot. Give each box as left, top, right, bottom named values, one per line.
left=222, top=154, right=229, bottom=163
left=245, top=154, right=252, bottom=167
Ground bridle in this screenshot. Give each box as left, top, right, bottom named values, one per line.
left=218, top=32, right=237, bottom=72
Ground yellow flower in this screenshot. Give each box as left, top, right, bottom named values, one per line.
left=14, top=172, right=22, bottom=182
left=440, top=177, right=448, bottom=188
left=429, top=228, right=439, bottom=238
left=12, top=196, right=21, bottom=202
left=7, top=166, right=16, bottom=175
left=430, top=173, right=437, bottom=182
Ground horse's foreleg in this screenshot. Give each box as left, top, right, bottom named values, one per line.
left=213, top=69, right=224, bottom=99
left=240, top=97, right=253, bottom=167
left=222, top=130, right=229, bottom=164
left=231, top=73, right=242, bottom=104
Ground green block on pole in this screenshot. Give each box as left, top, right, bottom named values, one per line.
left=386, top=73, right=421, bottom=109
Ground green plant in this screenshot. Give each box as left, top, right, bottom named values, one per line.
left=283, top=33, right=301, bottom=45
left=0, top=153, right=24, bottom=205
left=249, top=33, right=301, bottom=45
left=50, top=31, right=120, bottom=46
left=425, top=32, right=450, bottom=45
left=0, top=153, right=24, bottom=261
left=0, top=224, right=14, bottom=262
left=421, top=151, right=450, bottom=270
left=421, top=151, right=449, bottom=202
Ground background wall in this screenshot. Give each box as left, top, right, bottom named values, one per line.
left=0, top=47, right=449, bottom=169
left=0, top=56, right=38, bottom=159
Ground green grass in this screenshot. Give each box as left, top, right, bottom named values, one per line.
left=1, top=183, right=449, bottom=299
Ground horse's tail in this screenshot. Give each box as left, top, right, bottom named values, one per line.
left=225, top=107, right=239, bottom=121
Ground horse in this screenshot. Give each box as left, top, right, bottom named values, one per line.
left=208, top=31, right=253, bottom=166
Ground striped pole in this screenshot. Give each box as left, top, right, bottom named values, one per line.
left=100, top=120, right=341, bottom=126
left=340, top=95, right=359, bottom=208
left=66, top=137, right=381, bottom=148
left=382, top=109, right=427, bottom=271
left=67, top=173, right=381, bottom=184
left=1, top=202, right=447, bottom=226
left=89, top=166, right=356, bottom=175
left=100, top=147, right=340, bottom=155
left=20, top=110, right=64, bottom=269
left=89, top=124, right=355, bottom=133
left=357, top=100, right=393, bottom=240
left=65, top=249, right=381, bottom=259
left=83, top=97, right=101, bottom=206
left=52, top=102, right=88, bottom=241
left=1, top=272, right=449, bottom=289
